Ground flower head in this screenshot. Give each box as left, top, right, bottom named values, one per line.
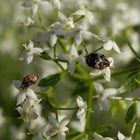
left=86, top=53, right=114, bottom=82
left=13, top=80, right=38, bottom=105
left=43, top=116, right=70, bottom=140
left=60, top=44, right=85, bottom=74
left=94, top=82, right=118, bottom=110
left=20, top=40, right=43, bottom=64
left=16, top=99, right=39, bottom=123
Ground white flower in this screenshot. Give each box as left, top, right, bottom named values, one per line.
left=16, top=99, right=38, bottom=123
left=12, top=80, right=38, bottom=105
left=59, top=44, right=85, bottom=74
left=94, top=82, right=118, bottom=110
left=58, top=12, right=75, bottom=30
left=117, top=132, right=132, bottom=140
left=20, top=40, right=43, bottom=64
left=93, top=133, right=114, bottom=140
left=103, top=40, right=121, bottom=53
left=90, top=57, right=114, bottom=82
left=74, top=25, right=93, bottom=46
left=72, top=5, right=94, bottom=24
left=43, top=116, right=70, bottom=140
left=76, top=95, right=87, bottom=130
left=22, top=0, right=42, bottom=16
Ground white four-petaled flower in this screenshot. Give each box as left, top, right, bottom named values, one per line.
left=60, top=44, right=85, bottom=74
left=16, top=99, right=38, bottom=123
left=43, top=116, right=70, bottom=140
left=94, top=82, right=118, bottom=110
left=20, top=40, right=43, bottom=64
left=90, top=57, right=114, bottom=82
left=12, top=80, right=38, bottom=105
left=103, top=40, right=121, bottom=53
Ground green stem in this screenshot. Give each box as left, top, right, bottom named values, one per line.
left=53, top=60, right=65, bottom=71
left=131, top=122, right=137, bottom=137
left=72, top=132, right=85, bottom=140
left=93, top=46, right=103, bottom=53
left=54, top=45, right=56, bottom=59
left=109, top=97, right=140, bottom=101
left=86, top=81, right=95, bottom=140
left=127, top=40, right=140, bottom=62
left=54, top=107, right=78, bottom=110
left=58, top=39, right=67, bottom=52
left=82, top=41, right=89, bottom=55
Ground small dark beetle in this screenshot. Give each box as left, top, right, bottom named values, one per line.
left=86, top=53, right=110, bottom=70
left=21, top=74, right=38, bottom=89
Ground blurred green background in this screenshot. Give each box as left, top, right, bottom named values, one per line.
left=0, top=0, right=140, bottom=139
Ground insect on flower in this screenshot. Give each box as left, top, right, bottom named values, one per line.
left=86, top=53, right=114, bottom=82
left=86, top=53, right=110, bottom=69
left=21, top=74, right=38, bottom=89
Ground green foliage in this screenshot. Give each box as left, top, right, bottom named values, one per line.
left=125, top=102, right=137, bottom=124
left=38, top=73, right=62, bottom=87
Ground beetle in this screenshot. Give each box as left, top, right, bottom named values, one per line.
left=86, top=53, right=110, bottom=70
left=21, top=74, right=38, bottom=89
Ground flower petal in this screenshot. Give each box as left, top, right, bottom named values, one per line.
left=117, top=131, right=125, bottom=140
left=108, top=57, right=114, bottom=67
left=12, top=80, right=22, bottom=90
left=94, top=82, right=104, bottom=94
left=27, top=40, right=34, bottom=50
left=103, top=40, right=113, bottom=50
left=49, top=34, right=57, bottom=46
left=69, top=45, right=78, bottom=57
left=31, top=47, right=43, bottom=55
left=102, top=67, right=111, bottom=82
left=25, top=52, right=33, bottom=64
left=68, top=60, right=76, bottom=75
left=60, top=117, right=70, bottom=129
left=112, top=41, right=121, bottom=53
left=17, top=93, right=26, bottom=105
left=77, top=95, right=86, bottom=108
left=90, top=70, right=102, bottom=76
left=28, top=111, right=38, bottom=120
left=26, top=88, right=38, bottom=101
left=75, top=32, right=82, bottom=46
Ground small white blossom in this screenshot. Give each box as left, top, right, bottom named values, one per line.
left=16, top=99, right=38, bottom=123
left=94, top=82, right=118, bottom=110
left=58, top=12, right=75, bottom=30
left=76, top=95, right=87, bottom=130
left=103, top=40, right=121, bottom=53
left=90, top=57, right=114, bottom=82
left=22, top=0, right=41, bottom=16
left=59, top=44, right=85, bottom=74
left=43, top=116, right=70, bottom=140
left=74, top=25, right=93, bottom=46
left=117, top=132, right=132, bottom=140
left=72, top=5, right=94, bottom=24
left=12, top=80, right=38, bottom=105
left=93, top=133, right=114, bottom=140
left=20, top=40, right=43, bottom=64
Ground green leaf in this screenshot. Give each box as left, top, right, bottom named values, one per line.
left=40, top=51, right=52, bottom=60
left=127, top=41, right=140, bottom=62
left=38, top=73, right=61, bottom=87
left=125, top=102, right=137, bottom=124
